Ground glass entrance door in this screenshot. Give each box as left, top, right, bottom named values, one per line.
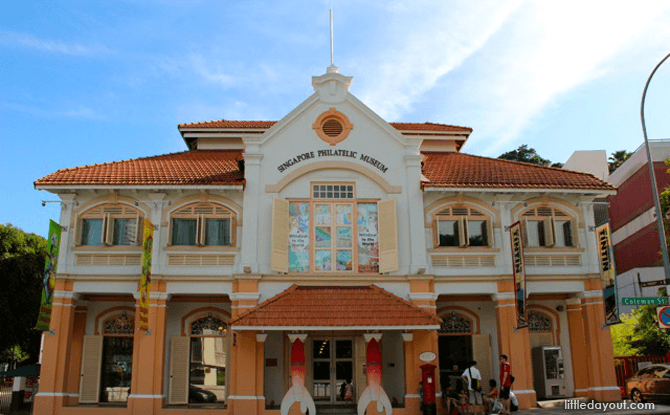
left=312, top=338, right=354, bottom=405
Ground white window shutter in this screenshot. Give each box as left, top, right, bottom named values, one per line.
left=169, top=336, right=191, bottom=405
left=521, top=219, right=529, bottom=247
left=79, top=335, right=103, bottom=403
left=197, top=214, right=203, bottom=246
left=378, top=198, right=399, bottom=273
left=459, top=217, right=469, bottom=247
left=104, top=213, right=114, bottom=245
left=472, top=334, right=493, bottom=393
left=569, top=219, right=578, bottom=246
left=544, top=218, right=555, bottom=247
left=270, top=197, right=289, bottom=273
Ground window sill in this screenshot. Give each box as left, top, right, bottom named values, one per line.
left=524, top=246, right=584, bottom=253
left=164, top=245, right=238, bottom=252
left=428, top=247, right=499, bottom=253
left=72, top=245, right=141, bottom=252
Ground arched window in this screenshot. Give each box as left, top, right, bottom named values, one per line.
left=99, top=311, right=135, bottom=403
left=170, top=202, right=235, bottom=247
left=520, top=206, right=577, bottom=247
left=78, top=204, right=143, bottom=246
left=439, top=312, right=473, bottom=334
left=434, top=206, right=491, bottom=247
left=184, top=314, right=229, bottom=405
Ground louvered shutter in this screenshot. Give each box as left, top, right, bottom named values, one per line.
left=271, top=197, right=289, bottom=273
left=459, top=217, right=469, bottom=247
left=521, top=219, right=529, bottom=247
left=169, top=337, right=190, bottom=404
left=472, top=334, right=493, bottom=393
left=104, top=213, right=114, bottom=245
left=79, top=335, right=103, bottom=403
left=568, top=219, right=578, bottom=246
left=544, top=219, right=555, bottom=247
left=378, top=198, right=398, bottom=273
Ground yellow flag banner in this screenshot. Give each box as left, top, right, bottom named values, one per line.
left=509, top=221, right=528, bottom=328
left=139, top=219, right=153, bottom=331
left=597, top=223, right=620, bottom=325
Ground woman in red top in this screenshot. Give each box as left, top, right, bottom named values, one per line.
left=499, top=355, right=512, bottom=415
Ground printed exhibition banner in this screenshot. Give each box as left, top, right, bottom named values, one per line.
left=288, top=202, right=310, bottom=272
left=138, top=219, right=153, bottom=331
left=597, top=222, right=620, bottom=325
left=36, top=220, right=62, bottom=331
left=509, top=221, right=528, bottom=328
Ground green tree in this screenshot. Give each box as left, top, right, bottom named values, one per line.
left=611, top=312, right=642, bottom=356
left=631, top=302, right=670, bottom=355
left=0, top=224, right=47, bottom=364
left=608, top=150, right=632, bottom=174
left=498, top=144, right=557, bottom=167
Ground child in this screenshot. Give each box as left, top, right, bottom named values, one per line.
left=484, top=379, right=501, bottom=414
left=442, top=385, right=460, bottom=414
left=459, top=389, right=470, bottom=414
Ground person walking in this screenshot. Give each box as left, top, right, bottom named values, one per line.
left=499, top=355, right=513, bottom=415
left=462, top=360, right=483, bottom=406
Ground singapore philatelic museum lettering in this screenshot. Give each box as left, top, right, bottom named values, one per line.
left=277, top=149, right=389, bottom=174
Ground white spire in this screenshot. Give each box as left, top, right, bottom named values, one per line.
left=327, top=9, right=339, bottom=74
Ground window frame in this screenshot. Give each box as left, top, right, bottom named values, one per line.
left=287, top=182, right=381, bottom=274
left=77, top=204, right=143, bottom=247
left=186, top=315, right=229, bottom=407
left=520, top=206, right=578, bottom=249
left=99, top=312, right=135, bottom=404
left=169, top=202, right=236, bottom=248
left=433, top=205, right=493, bottom=249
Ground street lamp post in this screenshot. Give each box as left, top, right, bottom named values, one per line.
left=640, top=52, right=670, bottom=295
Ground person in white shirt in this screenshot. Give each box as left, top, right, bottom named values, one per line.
left=461, top=360, right=483, bottom=405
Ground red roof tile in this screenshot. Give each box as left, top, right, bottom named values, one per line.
left=421, top=152, right=614, bottom=191
left=178, top=119, right=472, bottom=134
left=34, top=150, right=244, bottom=187
left=230, top=285, right=442, bottom=328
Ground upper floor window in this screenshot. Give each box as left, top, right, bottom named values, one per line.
left=170, top=202, right=235, bottom=246
left=79, top=204, right=142, bottom=246
left=521, top=206, right=576, bottom=247
left=434, top=206, right=491, bottom=247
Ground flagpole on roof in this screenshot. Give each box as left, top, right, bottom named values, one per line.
left=327, top=9, right=338, bottom=74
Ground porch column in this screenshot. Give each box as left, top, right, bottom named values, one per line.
left=580, top=282, right=620, bottom=401
left=229, top=331, right=264, bottom=414
left=128, top=284, right=169, bottom=414
left=494, top=282, right=536, bottom=409
left=33, top=282, right=78, bottom=414
left=64, top=305, right=87, bottom=405
left=403, top=333, right=420, bottom=414
left=566, top=297, right=589, bottom=397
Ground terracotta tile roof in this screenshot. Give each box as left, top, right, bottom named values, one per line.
left=421, top=152, right=615, bottom=191
left=178, top=119, right=472, bottom=134
left=34, top=150, right=244, bottom=187
left=230, top=285, right=442, bottom=328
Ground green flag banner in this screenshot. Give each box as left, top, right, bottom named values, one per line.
left=36, top=220, right=62, bottom=331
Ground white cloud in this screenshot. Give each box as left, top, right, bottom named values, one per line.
left=0, top=30, right=111, bottom=56
left=351, top=0, right=523, bottom=120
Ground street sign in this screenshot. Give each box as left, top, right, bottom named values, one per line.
left=622, top=297, right=668, bottom=306
left=657, top=306, right=670, bottom=329
left=641, top=280, right=668, bottom=288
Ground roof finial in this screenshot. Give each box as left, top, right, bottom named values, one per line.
left=327, top=9, right=339, bottom=74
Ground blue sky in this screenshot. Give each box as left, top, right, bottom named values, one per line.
left=2, top=0, right=670, bottom=237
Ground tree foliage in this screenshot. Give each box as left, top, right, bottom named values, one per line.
left=0, top=224, right=47, bottom=363
left=611, top=312, right=641, bottom=356
left=608, top=150, right=632, bottom=174
left=498, top=144, right=563, bottom=168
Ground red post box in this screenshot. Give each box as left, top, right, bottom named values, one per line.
left=421, top=363, right=437, bottom=415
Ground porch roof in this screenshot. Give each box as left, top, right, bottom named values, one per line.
left=230, top=285, right=442, bottom=331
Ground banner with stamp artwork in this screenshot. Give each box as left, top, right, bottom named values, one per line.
left=139, top=219, right=153, bottom=331
left=509, top=221, right=528, bottom=328
left=289, top=202, right=310, bottom=272
left=36, top=220, right=62, bottom=331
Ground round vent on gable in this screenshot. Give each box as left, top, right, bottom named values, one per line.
left=313, top=108, right=353, bottom=146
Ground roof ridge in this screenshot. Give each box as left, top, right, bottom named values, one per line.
left=370, top=285, right=442, bottom=324
left=229, top=284, right=298, bottom=325
left=424, top=151, right=609, bottom=181
left=41, top=149, right=242, bottom=176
